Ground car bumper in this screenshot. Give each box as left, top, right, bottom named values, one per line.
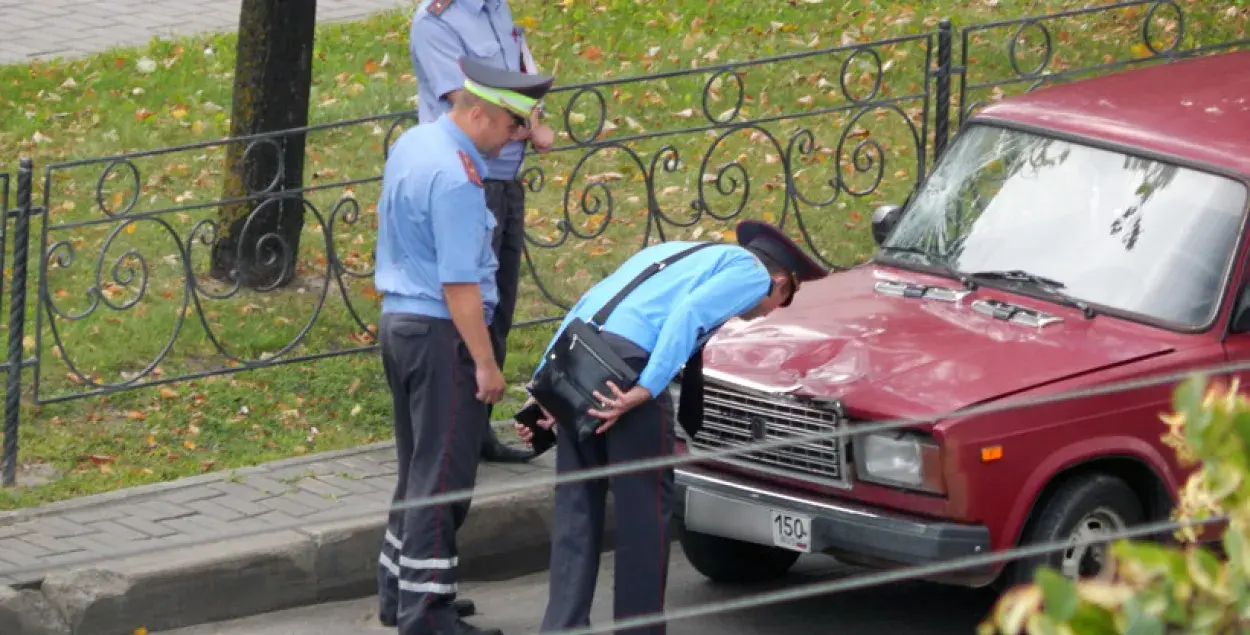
left=674, top=467, right=993, bottom=575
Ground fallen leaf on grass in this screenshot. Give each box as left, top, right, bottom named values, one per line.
left=579, top=46, right=604, bottom=62
left=127, top=411, right=147, bottom=421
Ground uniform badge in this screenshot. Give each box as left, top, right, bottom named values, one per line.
left=427, top=0, right=453, bottom=16
left=458, top=150, right=482, bottom=187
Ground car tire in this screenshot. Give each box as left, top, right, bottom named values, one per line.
left=1002, top=473, right=1144, bottom=589
left=679, top=527, right=802, bottom=584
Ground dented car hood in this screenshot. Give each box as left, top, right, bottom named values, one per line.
left=701, top=265, right=1177, bottom=419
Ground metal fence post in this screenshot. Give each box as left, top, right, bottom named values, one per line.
left=931, top=18, right=954, bottom=162
left=3, top=157, right=32, bottom=487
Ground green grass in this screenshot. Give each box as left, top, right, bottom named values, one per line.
left=0, top=0, right=1243, bottom=509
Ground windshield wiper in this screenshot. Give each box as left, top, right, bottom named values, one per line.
left=966, top=269, right=1096, bottom=319
left=878, top=246, right=976, bottom=290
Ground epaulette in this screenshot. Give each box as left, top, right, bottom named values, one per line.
left=458, top=150, right=482, bottom=187
left=427, top=0, right=453, bottom=16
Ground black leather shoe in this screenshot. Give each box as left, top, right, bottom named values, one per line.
left=480, top=425, right=534, bottom=464
left=380, top=599, right=473, bottom=626
left=454, top=618, right=502, bottom=635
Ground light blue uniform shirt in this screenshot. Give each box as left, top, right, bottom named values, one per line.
left=410, top=0, right=529, bottom=181
left=535, top=242, right=773, bottom=398
left=374, top=114, right=499, bottom=322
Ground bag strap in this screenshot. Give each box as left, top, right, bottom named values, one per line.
left=590, top=242, right=718, bottom=329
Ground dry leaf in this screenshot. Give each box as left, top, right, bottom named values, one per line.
left=579, top=45, right=604, bottom=62
left=127, top=411, right=147, bottom=421
left=159, top=387, right=179, bottom=399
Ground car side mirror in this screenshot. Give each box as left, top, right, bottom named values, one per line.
left=1232, top=282, right=1250, bottom=334
left=872, top=205, right=903, bottom=245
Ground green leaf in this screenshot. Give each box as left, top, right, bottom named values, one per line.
left=1174, top=373, right=1209, bottom=414
left=1186, top=546, right=1226, bottom=596
left=1225, top=528, right=1250, bottom=575
left=1036, top=567, right=1080, bottom=622
left=1114, top=541, right=1187, bottom=580
left=1230, top=409, right=1250, bottom=463
left=1067, top=602, right=1119, bottom=635
left=1121, top=595, right=1166, bottom=635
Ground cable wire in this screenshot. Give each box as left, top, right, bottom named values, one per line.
left=0, top=356, right=1234, bottom=578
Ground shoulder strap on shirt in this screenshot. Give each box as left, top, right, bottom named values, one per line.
left=590, top=242, right=719, bottom=329
left=427, top=0, right=453, bottom=16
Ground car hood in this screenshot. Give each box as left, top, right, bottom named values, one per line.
left=701, top=265, right=1178, bottom=419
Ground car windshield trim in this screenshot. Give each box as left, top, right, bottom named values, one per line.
left=877, top=122, right=1250, bottom=333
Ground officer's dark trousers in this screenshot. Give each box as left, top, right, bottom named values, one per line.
left=483, top=178, right=524, bottom=421
left=377, top=313, right=488, bottom=635
left=540, top=334, right=676, bottom=635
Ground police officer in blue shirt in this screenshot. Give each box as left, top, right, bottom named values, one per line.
left=374, top=56, right=555, bottom=635
left=514, top=220, right=827, bottom=635
left=410, top=0, right=556, bottom=465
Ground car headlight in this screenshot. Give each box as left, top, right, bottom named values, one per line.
left=854, top=431, right=945, bottom=494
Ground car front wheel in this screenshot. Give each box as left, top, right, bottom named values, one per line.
left=679, top=526, right=802, bottom=584
left=1003, top=473, right=1144, bottom=588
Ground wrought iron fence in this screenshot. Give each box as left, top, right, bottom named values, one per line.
left=1, top=1, right=1247, bottom=485
left=957, top=0, right=1250, bottom=124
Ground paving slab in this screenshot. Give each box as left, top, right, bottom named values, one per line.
left=0, top=0, right=416, bottom=65
left=0, top=433, right=577, bottom=635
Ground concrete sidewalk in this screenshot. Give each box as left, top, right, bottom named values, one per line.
left=0, top=0, right=413, bottom=65
left=0, top=438, right=569, bottom=635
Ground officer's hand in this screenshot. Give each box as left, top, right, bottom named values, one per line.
left=588, top=382, right=652, bottom=434
left=528, top=397, right=557, bottom=430
left=514, top=421, right=534, bottom=445
left=475, top=363, right=507, bottom=404
left=529, top=122, right=555, bottom=154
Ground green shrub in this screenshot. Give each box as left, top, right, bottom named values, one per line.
left=979, top=375, right=1250, bottom=635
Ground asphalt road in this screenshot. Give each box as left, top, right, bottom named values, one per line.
left=155, top=544, right=1001, bottom=635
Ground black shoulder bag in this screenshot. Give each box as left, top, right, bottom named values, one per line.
left=528, top=242, right=717, bottom=440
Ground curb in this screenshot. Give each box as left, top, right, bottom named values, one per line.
left=2, top=468, right=616, bottom=635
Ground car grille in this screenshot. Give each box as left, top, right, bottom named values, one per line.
left=687, top=376, right=849, bottom=488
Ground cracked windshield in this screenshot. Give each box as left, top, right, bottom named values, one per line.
left=882, top=124, right=1248, bottom=327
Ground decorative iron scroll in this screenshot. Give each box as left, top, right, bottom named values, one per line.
left=957, top=0, right=1250, bottom=125
left=32, top=113, right=403, bottom=403
left=514, top=33, right=936, bottom=310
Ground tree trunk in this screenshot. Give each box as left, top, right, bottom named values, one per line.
left=210, top=0, right=317, bottom=290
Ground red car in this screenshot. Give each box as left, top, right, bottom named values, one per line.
left=672, top=49, right=1250, bottom=589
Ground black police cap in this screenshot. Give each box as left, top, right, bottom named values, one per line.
left=459, top=56, right=555, bottom=102
left=735, top=220, right=827, bottom=283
